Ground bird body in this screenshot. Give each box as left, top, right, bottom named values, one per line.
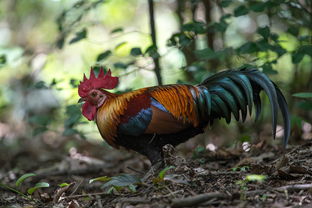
left=78, top=68, right=290, bottom=164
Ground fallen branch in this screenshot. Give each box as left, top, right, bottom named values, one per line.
left=171, top=183, right=312, bottom=207
left=115, top=197, right=150, bottom=204
left=275, top=183, right=312, bottom=192
left=171, top=192, right=229, bottom=208
left=60, top=192, right=110, bottom=200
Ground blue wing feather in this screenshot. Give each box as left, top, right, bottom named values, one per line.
left=118, top=107, right=153, bottom=136
left=118, top=98, right=169, bottom=136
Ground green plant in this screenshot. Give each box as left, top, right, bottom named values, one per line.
left=152, top=166, right=175, bottom=184
left=0, top=173, right=50, bottom=201
left=236, top=174, right=267, bottom=200
left=232, top=166, right=250, bottom=172
left=89, top=174, right=141, bottom=193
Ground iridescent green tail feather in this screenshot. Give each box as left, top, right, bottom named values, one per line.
left=197, top=68, right=290, bottom=147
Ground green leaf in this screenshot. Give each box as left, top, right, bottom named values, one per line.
left=270, top=45, right=287, bottom=57
left=262, top=63, right=278, bottom=75
left=69, top=79, right=79, bottom=88
left=113, top=62, right=128, bottom=69
left=298, top=35, right=310, bottom=42
left=89, top=176, right=111, bottom=184
left=102, top=174, right=141, bottom=189
left=249, top=2, right=268, bottom=12
left=237, top=42, right=260, bottom=54
left=63, top=128, right=79, bottom=136
left=128, top=184, right=137, bottom=192
left=145, top=45, right=160, bottom=59
left=292, top=51, right=305, bottom=64
left=291, top=115, right=303, bottom=128
left=64, top=104, right=81, bottom=128
left=33, top=126, right=48, bottom=136
left=64, top=114, right=81, bottom=127
left=96, top=50, right=112, bottom=62
left=50, top=78, right=58, bottom=87
left=257, top=26, right=270, bottom=39
left=58, top=183, right=70, bottom=187
left=130, top=47, right=142, bottom=56
left=115, top=42, right=127, bottom=50
left=29, top=115, right=51, bottom=126
left=234, top=5, right=249, bottom=17
left=255, top=39, right=270, bottom=51
left=182, top=21, right=206, bottom=34
left=0, top=54, right=6, bottom=66
left=293, top=92, right=312, bottom=98
left=287, top=26, right=299, bottom=36
left=158, top=166, right=175, bottom=180
left=220, top=0, right=232, bottom=8
left=195, top=48, right=215, bottom=60
left=34, top=81, right=48, bottom=89
left=16, top=173, right=36, bottom=187
left=111, top=27, right=123, bottom=34
left=245, top=174, right=266, bottom=182
left=211, top=21, right=228, bottom=33
left=298, top=45, right=312, bottom=57
left=292, top=45, right=312, bottom=64
left=238, top=135, right=251, bottom=143
left=27, top=182, right=50, bottom=195
left=69, top=28, right=87, bottom=44
left=297, top=100, right=312, bottom=111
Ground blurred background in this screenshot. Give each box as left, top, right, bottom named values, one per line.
left=0, top=0, right=311, bottom=168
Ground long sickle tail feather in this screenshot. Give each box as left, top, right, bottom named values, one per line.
left=198, top=68, right=290, bottom=147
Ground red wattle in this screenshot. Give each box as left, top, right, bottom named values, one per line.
left=82, top=102, right=97, bottom=121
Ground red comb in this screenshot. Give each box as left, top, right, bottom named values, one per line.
left=78, top=67, right=118, bottom=97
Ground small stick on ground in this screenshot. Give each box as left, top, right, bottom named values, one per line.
left=171, top=192, right=230, bottom=208
left=275, top=183, right=312, bottom=192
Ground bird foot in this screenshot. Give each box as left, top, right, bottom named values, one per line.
left=163, top=144, right=185, bottom=167
left=142, top=161, right=163, bottom=182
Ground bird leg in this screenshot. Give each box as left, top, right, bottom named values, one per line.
left=142, top=160, right=163, bottom=182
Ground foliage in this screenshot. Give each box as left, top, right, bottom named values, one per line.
left=27, top=182, right=50, bottom=195
left=293, top=92, right=312, bottom=99
left=236, top=174, right=267, bottom=200
left=152, top=166, right=175, bottom=184
left=0, top=173, right=50, bottom=198
left=0, top=0, right=311, bottom=147
left=89, top=174, right=141, bottom=193
left=15, top=173, right=36, bottom=187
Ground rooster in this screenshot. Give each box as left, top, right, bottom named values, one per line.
left=78, top=67, right=290, bottom=165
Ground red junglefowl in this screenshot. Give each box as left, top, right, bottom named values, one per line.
left=78, top=67, right=290, bottom=165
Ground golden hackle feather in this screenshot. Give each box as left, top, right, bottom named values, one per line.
left=96, top=88, right=148, bottom=147
left=150, top=85, right=199, bottom=126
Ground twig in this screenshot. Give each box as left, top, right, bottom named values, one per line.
left=34, top=166, right=109, bottom=178
left=53, top=182, right=75, bottom=203
left=115, top=197, right=150, bottom=204
left=96, top=195, right=103, bottom=208
left=275, top=183, right=312, bottom=192
left=209, top=171, right=242, bottom=175
left=171, top=183, right=312, bottom=207
left=61, top=192, right=109, bottom=200
left=69, top=178, right=84, bottom=196
left=147, top=0, right=162, bottom=85
left=171, top=192, right=229, bottom=208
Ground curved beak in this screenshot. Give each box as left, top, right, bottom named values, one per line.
left=78, top=98, right=85, bottom=103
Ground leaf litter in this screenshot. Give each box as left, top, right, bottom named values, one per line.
left=0, top=139, right=312, bottom=207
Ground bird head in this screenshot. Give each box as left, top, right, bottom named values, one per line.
left=78, top=67, right=118, bottom=121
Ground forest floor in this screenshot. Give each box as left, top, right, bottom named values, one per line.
left=0, top=138, right=312, bottom=208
